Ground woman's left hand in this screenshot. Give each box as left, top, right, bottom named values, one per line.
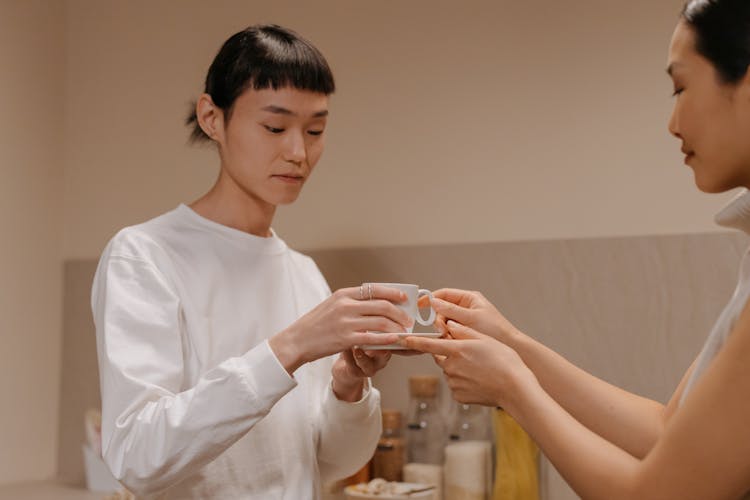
left=331, top=348, right=392, bottom=401
left=404, top=320, right=539, bottom=410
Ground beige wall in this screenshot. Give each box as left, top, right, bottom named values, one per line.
left=0, top=0, right=65, bottom=484
left=62, top=0, right=730, bottom=261
left=2, top=0, right=739, bottom=490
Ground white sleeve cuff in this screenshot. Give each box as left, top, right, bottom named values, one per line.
left=329, top=377, right=373, bottom=405
left=237, top=340, right=297, bottom=404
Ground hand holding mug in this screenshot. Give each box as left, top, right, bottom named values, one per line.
left=404, top=320, right=538, bottom=411
left=270, top=284, right=413, bottom=374
left=363, top=283, right=436, bottom=332
left=428, top=288, right=520, bottom=344
left=359, top=283, right=439, bottom=350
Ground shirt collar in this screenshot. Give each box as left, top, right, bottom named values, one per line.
left=714, top=189, right=750, bottom=235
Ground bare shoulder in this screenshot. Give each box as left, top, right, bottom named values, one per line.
left=638, top=299, right=750, bottom=498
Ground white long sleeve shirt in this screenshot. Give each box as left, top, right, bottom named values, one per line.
left=91, top=204, right=381, bottom=499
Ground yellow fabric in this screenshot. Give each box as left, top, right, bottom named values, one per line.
left=492, top=409, right=540, bottom=500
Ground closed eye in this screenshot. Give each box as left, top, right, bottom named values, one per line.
left=307, top=130, right=324, bottom=136
left=672, top=88, right=684, bottom=97
left=264, top=125, right=284, bottom=134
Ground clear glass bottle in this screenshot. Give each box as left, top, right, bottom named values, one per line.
left=444, top=404, right=493, bottom=499
left=449, top=403, right=491, bottom=442
left=406, top=375, right=446, bottom=465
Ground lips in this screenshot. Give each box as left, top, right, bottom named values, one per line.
left=681, top=146, right=695, bottom=163
left=272, top=174, right=305, bottom=183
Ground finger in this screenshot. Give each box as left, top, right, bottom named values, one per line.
left=417, top=294, right=431, bottom=308
left=368, top=350, right=392, bottom=370
left=389, top=349, right=424, bottom=356
left=434, top=313, right=449, bottom=334
left=342, top=284, right=408, bottom=303
left=354, top=316, right=411, bottom=334
left=353, top=348, right=377, bottom=374
left=356, top=299, right=414, bottom=330
left=431, top=297, right=473, bottom=325
left=360, top=283, right=409, bottom=303
left=357, top=332, right=401, bottom=346
left=343, top=285, right=370, bottom=301
left=445, top=320, right=483, bottom=340
left=361, top=349, right=391, bottom=362
left=339, top=349, right=362, bottom=374
left=341, top=348, right=356, bottom=363
left=433, top=354, right=447, bottom=367
left=403, top=336, right=455, bottom=356
left=432, top=288, right=476, bottom=304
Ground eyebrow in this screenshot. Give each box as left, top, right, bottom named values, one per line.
left=261, top=105, right=328, bottom=118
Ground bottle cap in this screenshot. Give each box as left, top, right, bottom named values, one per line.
left=409, top=375, right=439, bottom=398
left=382, top=409, right=402, bottom=430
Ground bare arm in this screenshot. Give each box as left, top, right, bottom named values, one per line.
left=510, top=331, right=690, bottom=457
left=407, top=305, right=750, bottom=500
left=431, top=289, right=669, bottom=457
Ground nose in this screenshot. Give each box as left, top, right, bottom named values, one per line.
left=668, top=103, right=681, bottom=140
left=283, top=130, right=306, bottom=165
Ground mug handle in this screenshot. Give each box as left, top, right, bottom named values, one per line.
left=415, top=289, right=437, bottom=326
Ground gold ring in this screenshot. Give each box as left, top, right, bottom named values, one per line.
left=367, top=283, right=373, bottom=300
left=360, top=284, right=365, bottom=300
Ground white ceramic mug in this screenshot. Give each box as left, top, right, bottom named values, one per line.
left=364, top=283, right=436, bottom=332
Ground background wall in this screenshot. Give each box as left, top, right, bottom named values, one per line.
left=0, top=0, right=65, bottom=484
left=2, top=0, right=740, bottom=491
left=62, top=0, right=729, bottom=260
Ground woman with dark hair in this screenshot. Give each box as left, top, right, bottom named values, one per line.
left=407, top=1, right=750, bottom=498
left=92, top=25, right=411, bottom=498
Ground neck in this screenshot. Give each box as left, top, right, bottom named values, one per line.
left=190, top=169, right=276, bottom=237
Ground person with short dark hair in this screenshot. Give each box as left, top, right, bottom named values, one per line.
left=92, top=24, right=412, bottom=498
left=407, top=1, right=750, bottom=498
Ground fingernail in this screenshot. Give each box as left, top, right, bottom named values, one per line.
left=447, top=320, right=458, bottom=328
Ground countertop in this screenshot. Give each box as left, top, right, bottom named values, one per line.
left=0, top=480, right=105, bottom=500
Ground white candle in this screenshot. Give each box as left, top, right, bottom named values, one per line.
left=403, top=462, right=443, bottom=500
left=443, top=441, right=492, bottom=500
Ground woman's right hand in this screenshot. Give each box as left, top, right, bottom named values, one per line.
left=429, top=288, right=521, bottom=344
left=404, top=320, right=538, bottom=411
left=269, top=284, right=413, bottom=374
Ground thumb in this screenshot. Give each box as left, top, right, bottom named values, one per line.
left=446, top=320, right=482, bottom=340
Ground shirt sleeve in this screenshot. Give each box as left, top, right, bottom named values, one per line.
left=92, top=251, right=297, bottom=497
left=315, top=374, right=383, bottom=482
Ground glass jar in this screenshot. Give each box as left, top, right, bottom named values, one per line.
left=406, top=375, right=446, bottom=465
left=372, top=409, right=405, bottom=481
left=449, top=403, right=491, bottom=442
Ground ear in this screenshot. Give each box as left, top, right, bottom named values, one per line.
left=195, top=93, right=225, bottom=142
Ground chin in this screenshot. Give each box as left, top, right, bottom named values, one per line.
left=694, top=179, right=726, bottom=194
left=694, top=174, right=744, bottom=194
left=275, top=193, right=303, bottom=205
